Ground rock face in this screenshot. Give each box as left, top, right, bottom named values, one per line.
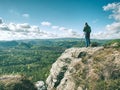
left=46, top=47, right=120, bottom=90
left=0, top=75, right=37, bottom=90
left=35, top=81, right=47, bottom=90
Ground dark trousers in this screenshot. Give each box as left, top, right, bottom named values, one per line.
left=85, top=33, right=90, bottom=47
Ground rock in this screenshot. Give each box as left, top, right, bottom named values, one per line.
left=0, top=75, right=37, bottom=90
left=111, top=42, right=119, bottom=47
left=46, top=47, right=120, bottom=90
left=35, top=81, right=46, bottom=90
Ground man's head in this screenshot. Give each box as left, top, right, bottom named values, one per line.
left=85, top=22, right=88, bottom=26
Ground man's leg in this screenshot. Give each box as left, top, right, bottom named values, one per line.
left=88, top=38, right=90, bottom=46
left=88, top=34, right=90, bottom=46
left=85, top=37, right=89, bottom=47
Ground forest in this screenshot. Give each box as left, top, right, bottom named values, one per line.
left=0, top=38, right=111, bottom=82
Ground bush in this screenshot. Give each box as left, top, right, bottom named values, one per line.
left=90, top=42, right=100, bottom=47
left=94, top=79, right=120, bottom=90
left=104, top=39, right=120, bottom=48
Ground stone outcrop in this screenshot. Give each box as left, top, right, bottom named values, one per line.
left=35, top=81, right=47, bottom=90
left=0, top=75, right=37, bottom=90
left=46, top=47, right=120, bottom=90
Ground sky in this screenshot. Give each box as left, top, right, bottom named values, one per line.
left=0, top=0, right=120, bottom=40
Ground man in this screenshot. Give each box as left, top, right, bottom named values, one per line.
left=83, top=22, right=91, bottom=47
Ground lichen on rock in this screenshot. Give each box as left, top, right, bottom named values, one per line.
left=46, top=47, right=120, bottom=90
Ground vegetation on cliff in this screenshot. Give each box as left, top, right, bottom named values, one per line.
left=0, top=38, right=119, bottom=90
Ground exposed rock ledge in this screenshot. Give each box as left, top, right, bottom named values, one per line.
left=46, top=47, right=120, bottom=90
left=0, top=75, right=37, bottom=90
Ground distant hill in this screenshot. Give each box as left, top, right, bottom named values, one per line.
left=0, top=38, right=110, bottom=49
left=0, top=41, right=18, bottom=48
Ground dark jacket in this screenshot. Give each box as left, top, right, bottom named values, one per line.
left=83, top=25, right=91, bottom=38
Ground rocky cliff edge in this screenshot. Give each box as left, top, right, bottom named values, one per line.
left=46, top=47, right=120, bottom=90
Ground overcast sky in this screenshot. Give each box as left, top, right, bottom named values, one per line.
left=0, top=0, right=120, bottom=40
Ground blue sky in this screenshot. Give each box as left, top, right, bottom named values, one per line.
left=0, top=0, right=120, bottom=40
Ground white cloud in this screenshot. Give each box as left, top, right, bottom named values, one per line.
left=8, top=23, right=30, bottom=32
left=22, top=14, right=30, bottom=18
left=0, top=24, right=10, bottom=31
left=106, top=22, right=120, bottom=31
left=59, top=27, right=67, bottom=31
left=102, top=2, right=120, bottom=39
left=91, top=31, right=120, bottom=39
left=52, top=26, right=59, bottom=29
left=41, top=21, right=51, bottom=26
left=0, top=21, right=59, bottom=40
left=17, top=23, right=31, bottom=29
left=103, top=3, right=118, bottom=11
left=1, top=16, right=119, bottom=40
left=57, top=26, right=79, bottom=37
left=103, top=2, right=120, bottom=21
left=30, top=25, right=40, bottom=32
left=8, top=23, right=17, bottom=31
left=0, top=18, right=80, bottom=40
left=67, top=29, right=77, bottom=36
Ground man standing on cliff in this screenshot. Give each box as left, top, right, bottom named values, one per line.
left=83, top=22, right=91, bottom=47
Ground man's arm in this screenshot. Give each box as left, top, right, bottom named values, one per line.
left=83, top=27, right=86, bottom=32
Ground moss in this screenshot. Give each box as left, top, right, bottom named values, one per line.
left=81, top=54, right=91, bottom=64
left=94, top=79, right=120, bottom=90
left=0, top=83, right=4, bottom=90
left=81, top=58, right=88, bottom=64
left=72, top=47, right=120, bottom=90
left=104, top=39, right=120, bottom=48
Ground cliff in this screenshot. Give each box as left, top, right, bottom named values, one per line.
left=46, top=47, right=120, bottom=90
left=0, top=75, right=37, bottom=90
